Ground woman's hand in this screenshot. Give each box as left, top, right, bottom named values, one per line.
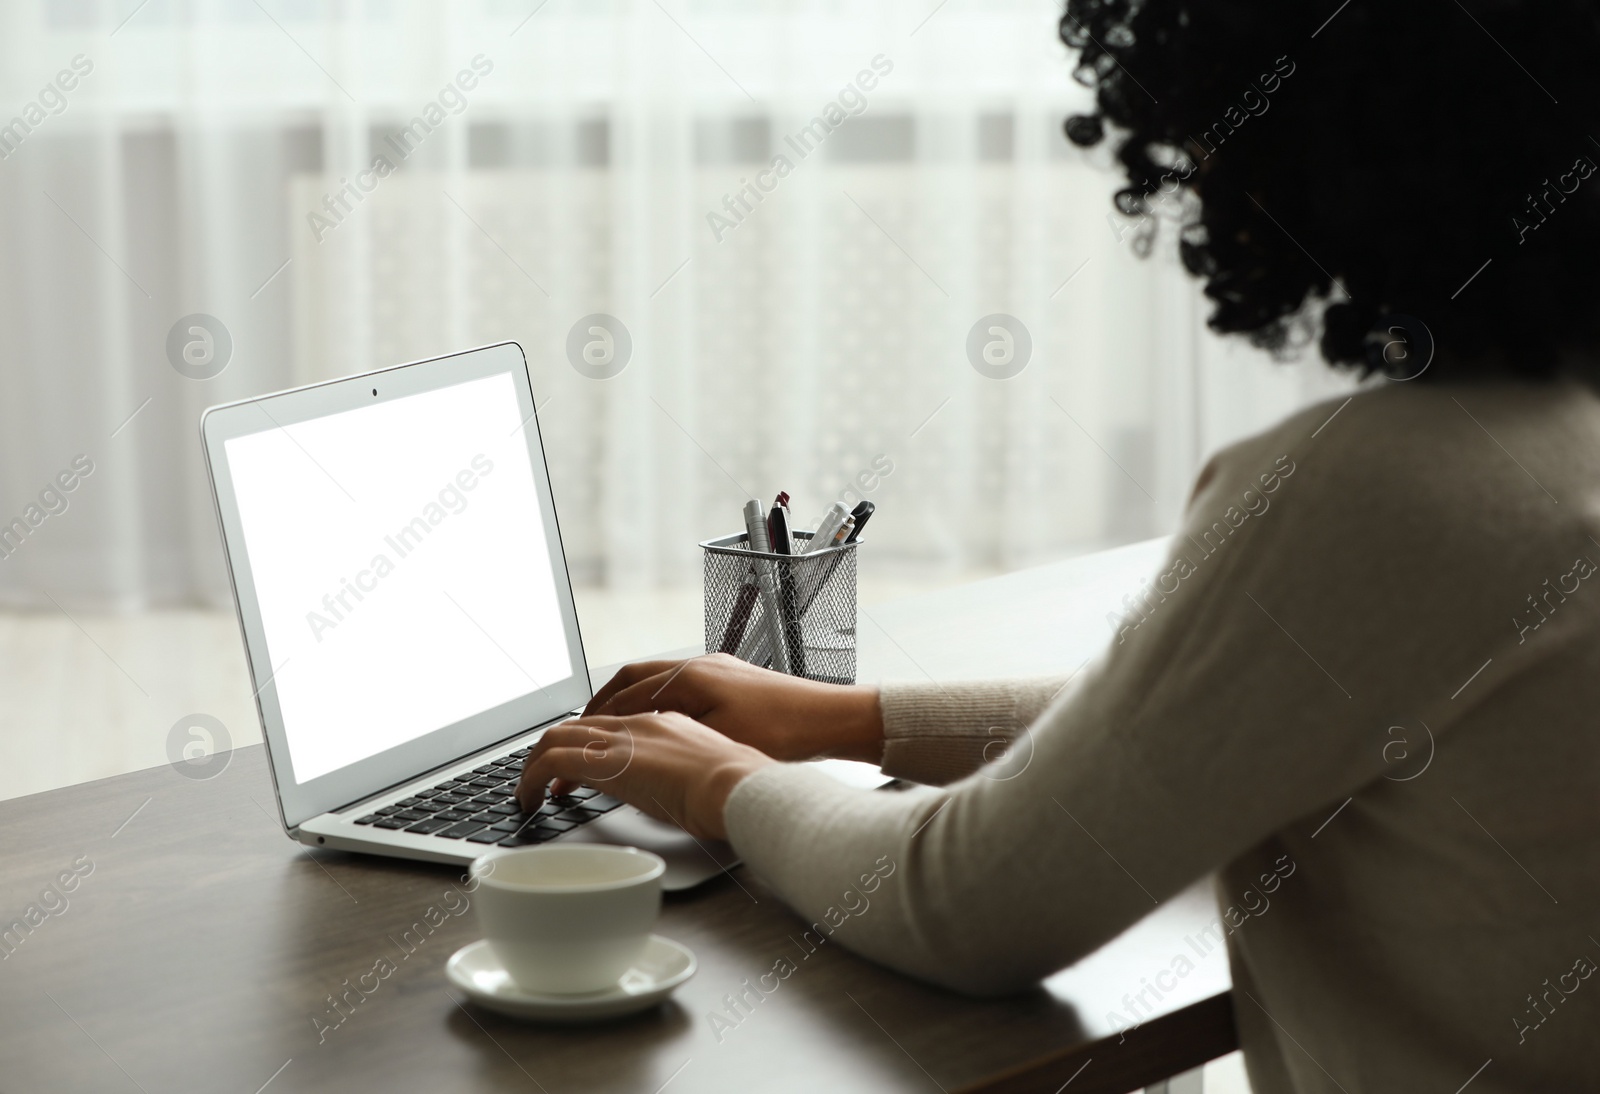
left=584, top=652, right=884, bottom=764
left=514, top=712, right=773, bottom=841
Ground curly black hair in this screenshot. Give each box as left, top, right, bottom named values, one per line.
left=1060, top=1, right=1600, bottom=380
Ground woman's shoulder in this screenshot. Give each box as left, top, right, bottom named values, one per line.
left=1123, top=378, right=1600, bottom=745
left=1166, top=379, right=1600, bottom=677
left=1194, top=379, right=1600, bottom=537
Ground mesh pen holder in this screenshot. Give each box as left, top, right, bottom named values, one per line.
left=701, top=531, right=859, bottom=685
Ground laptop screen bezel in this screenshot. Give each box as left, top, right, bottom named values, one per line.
left=200, top=341, right=593, bottom=829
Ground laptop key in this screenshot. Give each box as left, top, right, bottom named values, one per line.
left=375, top=805, right=402, bottom=816
left=395, top=797, right=426, bottom=808
left=586, top=794, right=624, bottom=812
left=355, top=813, right=383, bottom=825
left=392, top=809, right=432, bottom=822
left=373, top=818, right=410, bottom=829
left=437, top=821, right=489, bottom=839
left=567, top=787, right=599, bottom=799
left=489, top=819, right=527, bottom=833
left=484, top=802, right=521, bottom=816
left=435, top=809, right=474, bottom=822
left=536, top=818, right=577, bottom=833
left=555, top=807, right=602, bottom=824
left=433, top=792, right=470, bottom=805
left=404, top=817, right=454, bottom=834
left=467, top=810, right=503, bottom=824
left=497, top=829, right=559, bottom=847
left=465, top=829, right=504, bottom=844
left=473, top=764, right=498, bottom=774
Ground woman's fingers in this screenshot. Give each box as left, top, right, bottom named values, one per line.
left=513, top=711, right=772, bottom=841
left=596, top=658, right=709, bottom=718
left=585, top=660, right=685, bottom=716
left=516, top=717, right=643, bottom=808
left=518, top=722, right=614, bottom=806
left=516, top=745, right=574, bottom=808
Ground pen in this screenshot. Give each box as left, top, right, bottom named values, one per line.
left=743, top=498, right=792, bottom=673
left=805, top=501, right=851, bottom=553
left=794, top=509, right=868, bottom=621
left=777, top=515, right=851, bottom=635
left=718, top=575, right=760, bottom=654
left=718, top=494, right=790, bottom=656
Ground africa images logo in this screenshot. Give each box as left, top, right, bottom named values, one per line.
left=565, top=314, right=632, bottom=380
left=966, top=314, right=1032, bottom=379
left=166, top=314, right=232, bottom=380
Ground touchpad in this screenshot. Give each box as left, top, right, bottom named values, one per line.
left=562, top=807, right=741, bottom=892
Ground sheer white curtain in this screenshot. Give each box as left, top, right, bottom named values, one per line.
left=0, top=0, right=1354, bottom=611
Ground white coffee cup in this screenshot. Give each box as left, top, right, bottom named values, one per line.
left=470, top=845, right=666, bottom=994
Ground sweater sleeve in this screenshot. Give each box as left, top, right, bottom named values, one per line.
left=722, top=399, right=1544, bottom=996
left=876, top=676, right=1075, bottom=785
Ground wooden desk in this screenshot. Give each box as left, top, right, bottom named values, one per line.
left=0, top=537, right=1235, bottom=1093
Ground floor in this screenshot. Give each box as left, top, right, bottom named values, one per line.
left=0, top=583, right=1252, bottom=1092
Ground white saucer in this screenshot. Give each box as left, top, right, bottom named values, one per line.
left=446, top=935, right=696, bottom=1022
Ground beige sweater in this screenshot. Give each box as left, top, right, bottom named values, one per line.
left=725, top=380, right=1600, bottom=1093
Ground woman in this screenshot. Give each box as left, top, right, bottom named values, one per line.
left=518, top=4, right=1600, bottom=1090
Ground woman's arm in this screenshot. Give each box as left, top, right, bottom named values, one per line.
left=516, top=666, right=1082, bottom=840
left=584, top=654, right=887, bottom=763
left=718, top=402, right=1542, bottom=996
left=523, top=394, right=1544, bottom=997
left=876, top=675, right=1079, bottom=785
left=588, top=653, right=1076, bottom=785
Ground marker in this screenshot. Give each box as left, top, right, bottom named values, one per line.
left=845, top=501, right=874, bottom=543
left=767, top=502, right=805, bottom=675
left=771, top=492, right=795, bottom=554
left=769, top=500, right=793, bottom=558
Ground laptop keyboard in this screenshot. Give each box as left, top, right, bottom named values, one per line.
left=350, top=745, right=624, bottom=847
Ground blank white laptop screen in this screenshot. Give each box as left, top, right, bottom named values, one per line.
left=222, top=371, right=574, bottom=783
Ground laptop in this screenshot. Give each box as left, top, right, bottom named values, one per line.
left=200, top=341, right=739, bottom=890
